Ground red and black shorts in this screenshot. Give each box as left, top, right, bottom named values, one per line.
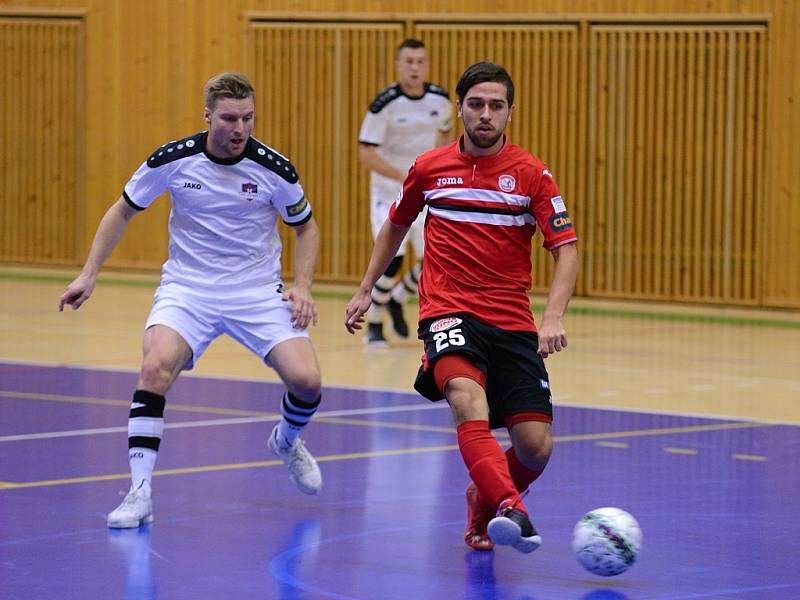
left=413, top=313, right=553, bottom=429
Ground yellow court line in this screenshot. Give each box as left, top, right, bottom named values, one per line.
left=733, top=453, right=768, bottom=462
left=596, top=441, right=629, bottom=448
left=0, top=390, right=275, bottom=417
left=1, top=446, right=458, bottom=489
left=664, top=448, right=699, bottom=455
left=554, top=421, right=769, bottom=442
left=0, top=421, right=773, bottom=491
left=316, top=416, right=459, bottom=434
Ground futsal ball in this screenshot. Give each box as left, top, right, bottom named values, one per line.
left=572, top=507, right=642, bottom=576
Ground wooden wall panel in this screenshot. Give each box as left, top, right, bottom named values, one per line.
left=586, top=25, right=768, bottom=304
left=0, top=16, right=82, bottom=265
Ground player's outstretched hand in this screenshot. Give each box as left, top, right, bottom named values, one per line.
left=344, top=289, right=372, bottom=334
left=59, top=273, right=97, bottom=312
left=283, top=285, right=318, bottom=329
left=536, top=316, right=568, bottom=359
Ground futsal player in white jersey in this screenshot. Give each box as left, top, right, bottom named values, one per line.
left=358, top=38, right=453, bottom=346
left=59, top=72, right=324, bottom=528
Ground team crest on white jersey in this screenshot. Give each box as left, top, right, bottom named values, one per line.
left=436, top=176, right=463, bottom=186
left=240, top=182, right=258, bottom=202
left=498, top=174, right=516, bottom=192
left=429, top=317, right=462, bottom=333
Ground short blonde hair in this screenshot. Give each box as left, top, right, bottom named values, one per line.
left=204, top=72, right=255, bottom=109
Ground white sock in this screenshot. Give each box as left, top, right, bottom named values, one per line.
left=129, top=448, right=157, bottom=496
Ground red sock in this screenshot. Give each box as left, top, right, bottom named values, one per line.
left=506, top=446, right=545, bottom=492
left=457, top=420, right=521, bottom=511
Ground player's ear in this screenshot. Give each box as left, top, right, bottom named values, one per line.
left=456, top=100, right=463, bottom=118
left=203, top=107, right=211, bottom=125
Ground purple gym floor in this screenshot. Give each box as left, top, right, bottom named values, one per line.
left=1, top=361, right=798, bottom=599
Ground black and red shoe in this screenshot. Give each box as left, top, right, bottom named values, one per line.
left=487, top=499, right=542, bottom=554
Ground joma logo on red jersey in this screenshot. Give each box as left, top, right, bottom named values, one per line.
left=436, top=177, right=463, bottom=186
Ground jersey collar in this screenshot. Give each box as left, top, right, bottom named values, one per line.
left=203, top=133, right=250, bottom=165
left=457, top=135, right=510, bottom=163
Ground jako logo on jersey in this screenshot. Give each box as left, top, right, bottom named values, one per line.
left=437, top=177, right=464, bottom=186
left=549, top=213, right=573, bottom=231
left=498, top=174, right=516, bottom=192
left=183, top=182, right=202, bottom=189
left=430, top=317, right=463, bottom=333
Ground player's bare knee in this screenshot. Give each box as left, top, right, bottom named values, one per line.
left=138, top=359, right=173, bottom=393
left=514, top=438, right=553, bottom=471
left=285, top=369, right=321, bottom=401
left=446, top=388, right=486, bottom=424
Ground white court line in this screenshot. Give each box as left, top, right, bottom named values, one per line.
left=0, top=402, right=448, bottom=442
left=3, top=359, right=799, bottom=429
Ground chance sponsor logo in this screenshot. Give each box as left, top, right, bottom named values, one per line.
left=498, top=174, right=516, bottom=192
left=287, top=195, right=308, bottom=216
left=436, top=176, right=464, bottom=186
left=549, top=213, right=573, bottom=232
left=429, top=317, right=462, bottom=333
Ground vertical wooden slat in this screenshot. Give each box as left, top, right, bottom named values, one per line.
left=753, top=28, right=767, bottom=305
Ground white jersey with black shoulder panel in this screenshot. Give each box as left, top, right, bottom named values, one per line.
left=359, top=82, right=452, bottom=204
left=123, top=131, right=311, bottom=290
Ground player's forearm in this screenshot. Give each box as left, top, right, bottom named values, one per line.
left=541, top=242, right=579, bottom=321
left=81, top=198, right=137, bottom=277
left=292, top=218, right=320, bottom=289
left=358, top=145, right=405, bottom=181
left=357, top=220, right=409, bottom=293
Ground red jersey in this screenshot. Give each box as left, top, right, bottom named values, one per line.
left=389, top=138, right=577, bottom=332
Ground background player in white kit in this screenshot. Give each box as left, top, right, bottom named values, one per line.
left=59, top=72, right=324, bottom=528
left=358, top=38, right=453, bottom=346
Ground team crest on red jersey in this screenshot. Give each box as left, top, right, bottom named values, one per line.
left=498, top=174, right=516, bottom=192
left=429, top=317, right=462, bottom=333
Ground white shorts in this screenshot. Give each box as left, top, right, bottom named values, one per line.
left=371, top=198, right=426, bottom=258
left=145, top=281, right=309, bottom=369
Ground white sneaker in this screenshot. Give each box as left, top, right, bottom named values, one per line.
left=107, top=487, right=153, bottom=529
left=268, top=426, right=322, bottom=495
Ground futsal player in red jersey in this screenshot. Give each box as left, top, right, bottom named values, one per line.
left=345, top=61, right=578, bottom=553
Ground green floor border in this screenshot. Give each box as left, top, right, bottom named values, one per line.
left=3, top=268, right=799, bottom=330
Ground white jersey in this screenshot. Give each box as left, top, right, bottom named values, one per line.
left=359, top=82, right=452, bottom=203
left=123, top=132, right=311, bottom=290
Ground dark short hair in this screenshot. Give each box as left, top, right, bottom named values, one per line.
left=396, top=38, right=426, bottom=56
left=455, top=61, right=515, bottom=106
left=204, top=72, right=255, bottom=109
